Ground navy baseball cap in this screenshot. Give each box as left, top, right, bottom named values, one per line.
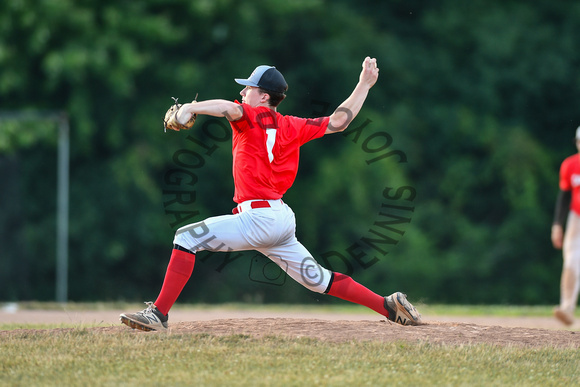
left=235, top=65, right=288, bottom=94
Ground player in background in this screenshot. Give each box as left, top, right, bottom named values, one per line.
left=551, top=126, right=580, bottom=326
left=120, top=57, right=422, bottom=331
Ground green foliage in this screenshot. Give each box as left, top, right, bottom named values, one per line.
left=0, top=0, right=578, bottom=304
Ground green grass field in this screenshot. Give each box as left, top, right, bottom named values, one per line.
left=1, top=303, right=579, bottom=386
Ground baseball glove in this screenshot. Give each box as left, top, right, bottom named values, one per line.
left=163, top=96, right=197, bottom=132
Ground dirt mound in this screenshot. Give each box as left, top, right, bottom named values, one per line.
left=85, top=318, right=580, bottom=349
left=2, top=309, right=579, bottom=348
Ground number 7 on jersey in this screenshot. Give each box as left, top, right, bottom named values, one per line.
left=265, top=128, right=277, bottom=163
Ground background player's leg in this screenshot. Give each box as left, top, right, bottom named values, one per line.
left=557, top=212, right=580, bottom=325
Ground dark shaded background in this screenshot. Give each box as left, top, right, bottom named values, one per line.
left=1, top=0, right=578, bottom=305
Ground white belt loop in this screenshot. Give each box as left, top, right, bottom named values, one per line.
left=236, top=199, right=283, bottom=214
left=238, top=200, right=254, bottom=213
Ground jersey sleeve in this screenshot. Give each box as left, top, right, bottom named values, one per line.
left=231, top=103, right=280, bottom=133
left=295, top=116, right=329, bottom=145
left=560, top=158, right=572, bottom=191
left=229, top=101, right=252, bottom=133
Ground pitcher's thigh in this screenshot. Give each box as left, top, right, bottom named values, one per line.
left=174, top=214, right=254, bottom=252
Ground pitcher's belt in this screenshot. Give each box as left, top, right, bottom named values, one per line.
left=232, top=200, right=282, bottom=214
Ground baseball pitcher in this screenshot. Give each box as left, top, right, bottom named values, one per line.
left=120, top=57, right=422, bottom=331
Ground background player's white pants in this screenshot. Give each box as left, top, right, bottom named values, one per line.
left=173, top=199, right=333, bottom=293
left=562, top=211, right=580, bottom=313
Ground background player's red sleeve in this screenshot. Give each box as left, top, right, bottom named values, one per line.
left=560, top=158, right=572, bottom=191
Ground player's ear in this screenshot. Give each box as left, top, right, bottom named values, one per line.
left=261, top=92, right=271, bottom=104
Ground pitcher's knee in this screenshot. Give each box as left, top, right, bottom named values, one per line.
left=173, top=232, right=197, bottom=253
left=293, top=258, right=333, bottom=293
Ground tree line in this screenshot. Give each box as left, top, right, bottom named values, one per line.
left=1, top=0, right=579, bottom=305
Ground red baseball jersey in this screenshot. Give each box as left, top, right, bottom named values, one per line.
left=559, top=153, right=580, bottom=215
left=229, top=102, right=329, bottom=203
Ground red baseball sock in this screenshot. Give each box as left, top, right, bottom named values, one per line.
left=327, top=273, right=388, bottom=317
left=154, top=248, right=196, bottom=316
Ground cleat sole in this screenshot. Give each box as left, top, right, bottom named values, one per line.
left=120, top=316, right=156, bottom=332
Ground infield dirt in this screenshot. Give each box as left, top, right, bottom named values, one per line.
left=1, top=308, right=579, bottom=348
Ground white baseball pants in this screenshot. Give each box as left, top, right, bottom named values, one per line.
left=173, top=199, right=333, bottom=293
